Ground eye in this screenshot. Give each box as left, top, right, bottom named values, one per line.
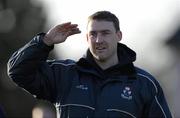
left=89, top=31, right=97, bottom=37
left=101, top=31, right=110, bottom=36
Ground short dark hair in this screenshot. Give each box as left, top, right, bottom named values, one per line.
left=87, top=11, right=120, bottom=31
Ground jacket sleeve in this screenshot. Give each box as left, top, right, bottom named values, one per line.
left=142, top=74, right=173, bottom=118
left=7, top=33, right=59, bottom=103
left=147, top=83, right=173, bottom=118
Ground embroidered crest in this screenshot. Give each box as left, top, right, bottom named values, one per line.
left=121, top=86, right=132, bottom=100
left=76, top=85, right=88, bottom=90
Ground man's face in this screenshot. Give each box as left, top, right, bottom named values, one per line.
left=86, top=20, right=122, bottom=61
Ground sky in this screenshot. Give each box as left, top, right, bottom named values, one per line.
left=31, top=0, right=180, bottom=74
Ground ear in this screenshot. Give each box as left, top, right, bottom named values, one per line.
left=116, top=31, right=122, bottom=42
left=86, top=34, right=89, bottom=42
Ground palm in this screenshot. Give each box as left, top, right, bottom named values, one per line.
left=44, top=22, right=81, bottom=46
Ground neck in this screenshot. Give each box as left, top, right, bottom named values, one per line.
left=94, top=54, right=119, bottom=70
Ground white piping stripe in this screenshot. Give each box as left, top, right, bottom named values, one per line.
left=60, top=104, right=95, bottom=110
left=9, top=51, right=22, bottom=69
left=155, top=96, right=167, bottom=118
left=138, top=73, right=167, bottom=118
left=137, top=73, right=158, bottom=93
left=107, top=109, right=136, bottom=118
left=50, top=62, right=75, bottom=67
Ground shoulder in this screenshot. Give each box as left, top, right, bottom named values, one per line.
left=135, top=67, right=160, bottom=94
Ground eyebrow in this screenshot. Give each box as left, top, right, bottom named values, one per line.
left=89, top=29, right=111, bottom=33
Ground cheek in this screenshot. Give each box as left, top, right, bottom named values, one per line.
left=107, top=41, right=118, bottom=50
left=87, top=39, right=95, bottom=46
left=87, top=41, right=95, bottom=52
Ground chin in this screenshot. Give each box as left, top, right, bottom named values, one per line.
left=92, top=52, right=107, bottom=61
left=95, top=56, right=107, bottom=62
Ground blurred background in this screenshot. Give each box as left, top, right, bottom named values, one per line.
left=0, top=0, right=180, bottom=117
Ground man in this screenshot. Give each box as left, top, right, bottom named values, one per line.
left=8, top=11, right=172, bottom=118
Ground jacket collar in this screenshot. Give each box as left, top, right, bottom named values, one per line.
left=76, top=43, right=137, bottom=79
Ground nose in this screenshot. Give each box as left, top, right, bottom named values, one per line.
left=95, top=33, right=103, bottom=43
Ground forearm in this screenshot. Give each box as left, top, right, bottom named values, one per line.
left=7, top=33, right=54, bottom=78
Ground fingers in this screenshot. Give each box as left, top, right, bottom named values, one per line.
left=56, top=22, right=81, bottom=37
left=64, top=28, right=81, bottom=37
left=56, top=22, right=79, bottom=32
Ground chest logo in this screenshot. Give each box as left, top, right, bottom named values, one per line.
left=75, top=85, right=88, bottom=90
left=121, top=86, right=132, bottom=100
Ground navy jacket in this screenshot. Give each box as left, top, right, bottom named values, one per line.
left=0, top=105, right=5, bottom=118
left=8, top=33, right=172, bottom=118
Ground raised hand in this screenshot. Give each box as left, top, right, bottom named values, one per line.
left=43, top=22, right=81, bottom=46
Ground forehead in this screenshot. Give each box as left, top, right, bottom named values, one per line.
left=87, top=20, right=115, bottom=32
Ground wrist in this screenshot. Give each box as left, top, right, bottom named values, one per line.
left=43, top=34, right=53, bottom=46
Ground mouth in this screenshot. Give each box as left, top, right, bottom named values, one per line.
left=95, top=46, right=107, bottom=52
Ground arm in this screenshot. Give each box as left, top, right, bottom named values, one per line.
left=147, top=81, right=172, bottom=118
left=139, top=73, right=173, bottom=118
left=136, top=68, right=172, bottom=118
left=7, top=22, right=81, bottom=102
